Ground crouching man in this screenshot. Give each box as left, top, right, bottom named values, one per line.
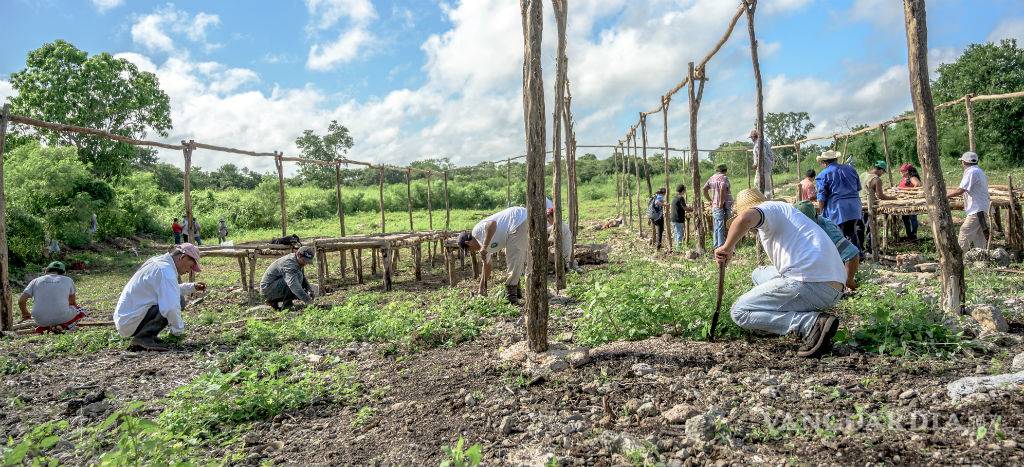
left=260, top=246, right=317, bottom=310
left=113, top=244, right=206, bottom=351
left=19, top=261, right=86, bottom=334
left=714, top=189, right=846, bottom=358
left=458, top=206, right=529, bottom=304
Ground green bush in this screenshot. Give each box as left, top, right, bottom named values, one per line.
left=5, top=207, right=45, bottom=267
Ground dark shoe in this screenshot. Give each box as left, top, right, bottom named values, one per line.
left=266, top=300, right=281, bottom=311
left=797, top=313, right=839, bottom=358
left=128, top=336, right=169, bottom=352
left=506, top=285, right=521, bottom=305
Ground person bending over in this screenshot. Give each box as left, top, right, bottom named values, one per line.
left=458, top=206, right=529, bottom=304
left=261, top=246, right=317, bottom=310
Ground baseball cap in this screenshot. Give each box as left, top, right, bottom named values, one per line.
left=298, top=246, right=316, bottom=262
left=45, top=261, right=66, bottom=274
left=873, top=160, right=887, bottom=170
left=175, top=243, right=202, bottom=272
left=960, top=151, right=979, bottom=164
left=457, top=231, right=474, bottom=249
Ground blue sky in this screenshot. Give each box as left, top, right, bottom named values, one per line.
left=2, top=0, right=1023, bottom=174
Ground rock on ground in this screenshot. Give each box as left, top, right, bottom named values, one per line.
left=947, top=371, right=1024, bottom=402
left=970, top=304, right=1009, bottom=333
left=1012, top=352, right=1024, bottom=372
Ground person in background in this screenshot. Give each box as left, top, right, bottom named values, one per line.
left=861, top=161, right=898, bottom=254
left=703, top=164, right=733, bottom=249
left=261, top=246, right=318, bottom=310
left=647, top=188, right=667, bottom=250
left=948, top=151, right=990, bottom=251
left=799, top=170, right=817, bottom=201
left=815, top=150, right=863, bottom=252
left=897, top=163, right=923, bottom=240
left=113, top=244, right=206, bottom=351
left=671, top=184, right=694, bottom=250
left=218, top=218, right=228, bottom=244
left=750, top=129, right=774, bottom=197
left=19, top=261, right=85, bottom=334
left=191, top=219, right=202, bottom=246
left=459, top=206, right=529, bottom=304
left=794, top=201, right=861, bottom=291
left=88, top=213, right=98, bottom=237
left=181, top=217, right=190, bottom=243
left=172, top=218, right=183, bottom=245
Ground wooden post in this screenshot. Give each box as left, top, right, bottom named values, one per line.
left=414, top=244, right=422, bottom=281
left=623, top=142, right=633, bottom=228
left=687, top=62, right=707, bottom=255
left=794, top=142, right=802, bottom=199
left=521, top=0, right=549, bottom=352
left=662, top=95, right=672, bottom=252
left=378, top=168, right=386, bottom=234
left=427, top=173, right=435, bottom=266
left=334, top=163, right=347, bottom=275
left=1008, top=176, right=1023, bottom=252
left=613, top=147, right=622, bottom=218
left=843, top=135, right=850, bottom=158
left=563, top=94, right=580, bottom=239
left=445, top=248, right=455, bottom=286
left=316, top=248, right=326, bottom=294
left=632, top=133, right=643, bottom=239
left=506, top=157, right=512, bottom=206
left=639, top=113, right=653, bottom=196
left=406, top=168, right=414, bottom=231
left=745, top=0, right=767, bottom=195
left=356, top=249, right=365, bottom=284
left=903, top=0, right=964, bottom=315
left=371, top=249, right=378, bottom=276
left=551, top=0, right=568, bottom=291
left=866, top=183, right=881, bottom=260
left=443, top=171, right=451, bottom=230
left=0, top=105, right=13, bottom=330
left=274, top=152, right=287, bottom=237
left=880, top=124, right=894, bottom=187
left=248, top=254, right=257, bottom=303
left=183, top=140, right=197, bottom=281
left=965, top=93, right=976, bottom=153
left=381, top=244, right=393, bottom=291
left=237, top=257, right=248, bottom=293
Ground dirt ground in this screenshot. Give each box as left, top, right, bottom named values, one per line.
left=2, top=231, right=1024, bottom=466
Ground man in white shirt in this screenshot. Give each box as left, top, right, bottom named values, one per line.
left=546, top=207, right=579, bottom=272
left=751, top=129, right=775, bottom=198
left=18, top=261, right=85, bottom=334
left=112, top=243, right=206, bottom=351
left=458, top=206, right=529, bottom=304
left=947, top=151, right=990, bottom=251
left=714, top=188, right=847, bottom=358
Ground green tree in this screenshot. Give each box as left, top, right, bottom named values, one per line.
left=7, top=40, right=172, bottom=179
left=295, top=120, right=354, bottom=188
left=765, top=111, right=815, bottom=172
left=932, top=39, right=1024, bottom=166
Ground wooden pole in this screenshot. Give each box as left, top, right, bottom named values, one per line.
left=794, top=142, right=802, bottom=199
left=903, top=0, right=964, bottom=315
left=687, top=62, right=707, bottom=255
left=427, top=173, right=434, bottom=265
left=623, top=142, right=633, bottom=227
left=1008, top=176, right=1023, bottom=252
left=0, top=105, right=13, bottom=331
left=640, top=113, right=653, bottom=196
left=745, top=0, right=766, bottom=194
left=443, top=171, right=451, bottom=230
left=843, top=135, right=850, bottom=158
left=406, top=168, right=414, bottom=231
left=551, top=0, right=568, bottom=291
left=880, top=124, right=894, bottom=187
left=506, top=157, right=512, bottom=206
left=521, top=0, right=549, bottom=352
left=662, top=95, right=672, bottom=252
left=614, top=147, right=622, bottom=218
left=378, top=168, right=386, bottom=234
left=182, top=140, right=195, bottom=245
left=335, top=164, right=347, bottom=237
left=965, top=93, right=976, bottom=153
left=274, top=152, right=287, bottom=237
left=866, top=181, right=881, bottom=261
left=633, top=133, right=643, bottom=239
left=563, top=96, right=579, bottom=241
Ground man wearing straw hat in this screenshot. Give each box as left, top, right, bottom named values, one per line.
left=815, top=150, right=863, bottom=252
left=715, top=188, right=846, bottom=358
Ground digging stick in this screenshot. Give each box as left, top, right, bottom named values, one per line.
left=707, top=262, right=725, bottom=341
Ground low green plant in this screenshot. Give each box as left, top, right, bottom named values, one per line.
left=2, top=419, right=67, bottom=466
left=440, top=437, right=482, bottom=467
left=834, top=283, right=964, bottom=356
left=0, top=356, right=28, bottom=375
left=351, top=407, right=374, bottom=427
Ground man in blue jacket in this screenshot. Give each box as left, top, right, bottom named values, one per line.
left=815, top=150, right=863, bottom=253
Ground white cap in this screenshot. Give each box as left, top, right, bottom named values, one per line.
left=960, top=151, right=979, bottom=164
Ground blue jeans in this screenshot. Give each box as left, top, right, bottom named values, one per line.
left=712, top=208, right=730, bottom=249
left=730, top=266, right=842, bottom=338
left=173, top=233, right=181, bottom=245
left=672, top=222, right=685, bottom=247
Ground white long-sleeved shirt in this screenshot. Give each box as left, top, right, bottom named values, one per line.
left=112, top=253, right=196, bottom=337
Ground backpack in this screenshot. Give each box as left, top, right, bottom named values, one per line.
left=647, top=196, right=662, bottom=220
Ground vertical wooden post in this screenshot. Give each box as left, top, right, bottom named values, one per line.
left=632, top=132, right=643, bottom=239
left=248, top=254, right=257, bottom=303
left=274, top=152, right=287, bottom=237
left=381, top=244, right=393, bottom=291
left=335, top=163, right=347, bottom=275
left=745, top=0, right=766, bottom=194
left=427, top=173, right=435, bottom=267
left=843, top=135, right=850, bottom=158
left=794, top=142, right=802, bottom=199
left=623, top=141, right=633, bottom=228
left=0, top=105, right=13, bottom=330
left=687, top=62, right=707, bottom=255
left=356, top=249, right=364, bottom=284
left=639, top=113, right=653, bottom=196
left=881, top=124, right=894, bottom=187
left=378, top=168, right=386, bottom=234
left=183, top=140, right=196, bottom=281
left=563, top=94, right=579, bottom=239
left=662, top=95, right=672, bottom=252
left=1008, top=176, right=1022, bottom=252
left=903, top=0, right=964, bottom=315
left=965, top=93, right=976, bottom=153
left=551, top=0, right=568, bottom=291
left=406, top=168, right=414, bottom=231
left=506, top=157, right=512, bottom=206
left=521, top=0, right=549, bottom=352
left=866, top=183, right=881, bottom=261
left=613, top=147, right=622, bottom=218
left=443, top=171, right=451, bottom=230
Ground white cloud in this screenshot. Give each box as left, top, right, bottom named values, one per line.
left=988, top=17, right=1024, bottom=43
left=305, top=0, right=376, bottom=31
left=130, top=5, right=222, bottom=55
left=0, top=80, right=16, bottom=104
left=762, top=0, right=814, bottom=15
left=307, top=28, right=373, bottom=71
left=304, top=0, right=377, bottom=70
left=91, top=0, right=124, bottom=13
left=846, top=0, right=903, bottom=29
left=131, top=10, right=178, bottom=53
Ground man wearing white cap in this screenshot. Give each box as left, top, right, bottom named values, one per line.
left=458, top=206, right=529, bottom=304
left=947, top=151, right=990, bottom=251
left=113, top=243, right=206, bottom=351
left=714, top=188, right=846, bottom=358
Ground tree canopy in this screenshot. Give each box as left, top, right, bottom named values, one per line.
left=295, top=120, right=354, bottom=188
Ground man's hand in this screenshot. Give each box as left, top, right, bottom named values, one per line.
left=194, top=282, right=207, bottom=292
left=714, top=245, right=734, bottom=267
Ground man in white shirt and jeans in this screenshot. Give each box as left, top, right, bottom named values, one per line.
left=112, top=243, right=206, bottom=351
left=947, top=151, right=990, bottom=251
left=458, top=206, right=529, bottom=304
left=714, top=188, right=847, bottom=358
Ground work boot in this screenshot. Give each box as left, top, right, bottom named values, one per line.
left=266, top=299, right=281, bottom=311
left=506, top=284, right=521, bottom=305
left=128, top=336, right=169, bottom=352
left=797, top=313, right=840, bottom=358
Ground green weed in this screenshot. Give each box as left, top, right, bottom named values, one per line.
left=834, top=283, right=964, bottom=356
left=0, top=356, right=28, bottom=375
left=1, top=420, right=67, bottom=466
left=440, top=437, right=482, bottom=467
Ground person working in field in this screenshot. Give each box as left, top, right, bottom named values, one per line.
left=715, top=189, right=846, bottom=358
left=260, top=246, right=318, bottom=310
left=861, top=161, right=898, bottom=254
left=750, top=129, right=774, bottom=197
left=646, top=188, right=667, bottom=250
left=458, top=206, right=529, bottom=304
left=172, top=218, right=183, bottom=245
left=794, top=201, right=861, bottom=291
left=18, top=261, right=86, bottom=334
left=547, top=207, right=579, bottom=272
left=799, top=170, right=816, bottom=201
left=897, top=164, right=923, bottom=240
left=217, top=218, right=229, bottom=244
left=703, top=164, right=733, bottom=249
left=671, top=184, right=693, bottom=250
left=947, top=151, right=990, bottom=251
left=113, top=244, right=206, bottom=351
left=815, top=150, right=863, bottom=252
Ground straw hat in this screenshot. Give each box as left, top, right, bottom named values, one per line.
left=731, top=188, right=768, bottom=218
left=816, top=150, right=841, bottom=162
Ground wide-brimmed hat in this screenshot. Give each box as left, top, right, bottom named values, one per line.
left=175, top=243, right=202, bottom=272
left=816, top=150, right=841, bottom=162
left=731, top=188, right=768, bottom=219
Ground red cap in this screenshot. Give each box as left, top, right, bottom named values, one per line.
left=899, top=163, right=912, bottom=173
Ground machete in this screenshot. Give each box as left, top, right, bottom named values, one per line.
left=707, top=261, right=725, bottom=342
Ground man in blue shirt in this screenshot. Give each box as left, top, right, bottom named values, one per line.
left=815, top=150, right=864, bottom=253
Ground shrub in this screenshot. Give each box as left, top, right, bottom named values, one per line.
left=5, top=207, right=45, bottom=267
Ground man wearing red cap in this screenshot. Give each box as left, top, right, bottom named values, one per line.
left=113, top=243, right=206, bottom=351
